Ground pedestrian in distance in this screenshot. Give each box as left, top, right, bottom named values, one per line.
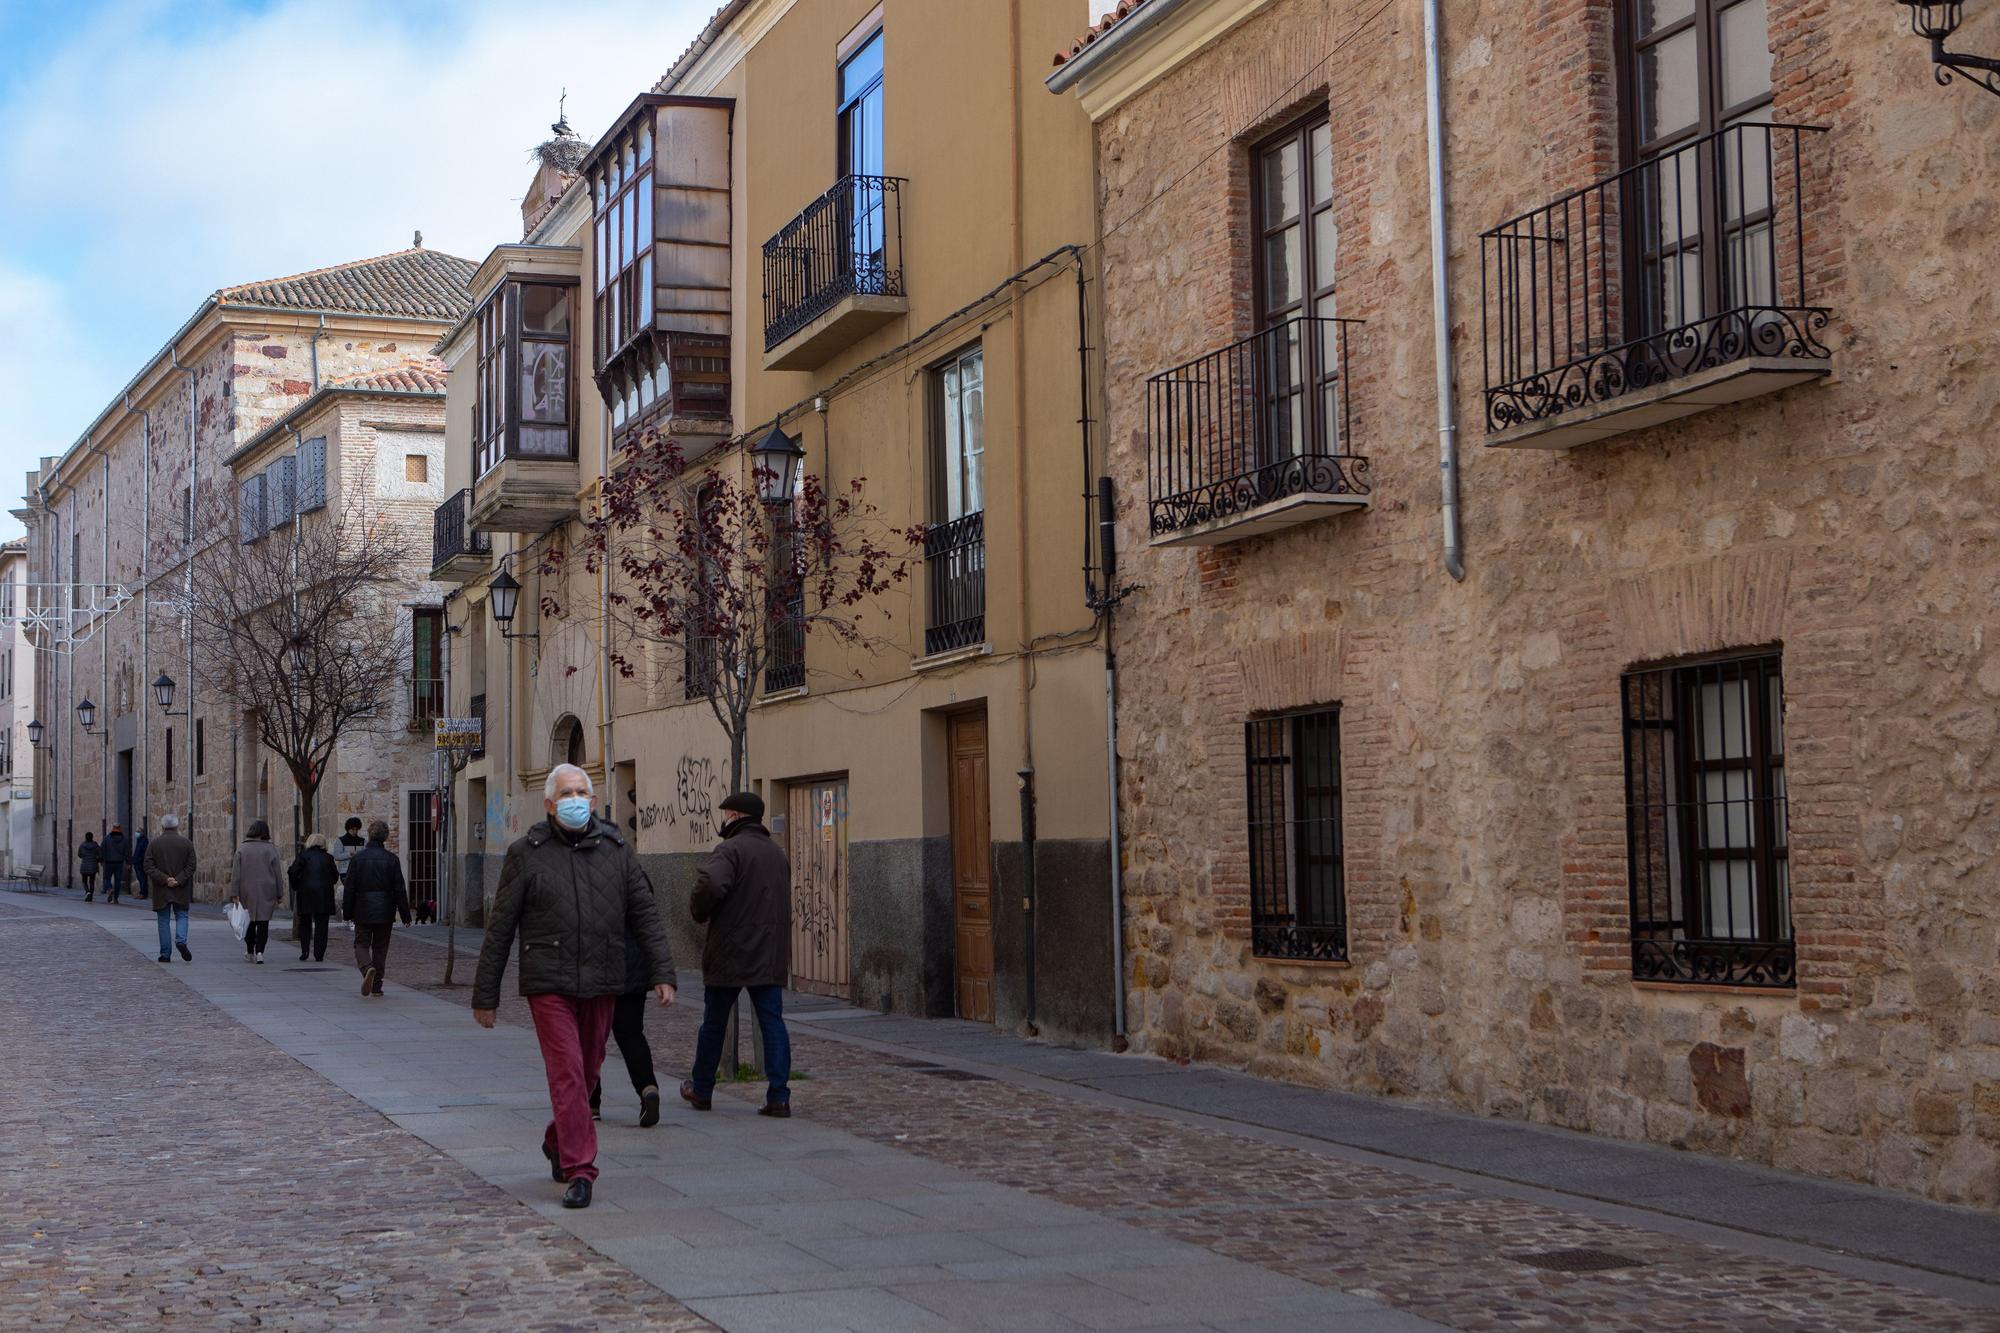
left=332, top=817, right=364, bottom=883
left=101, top=825, right=131, bottom=904
left=289, top=832, right=339, bottom=963
left=590, top=863, right=667, bottom=1128
left=472, top=763, right=677, bottom=1211
left=78, top=832, right=100, bottom=901
left=231, top=820, right=286, bottom=964
left=343, top=820, right=411, bottom=997
left=681, top=791, right=794, bottom=1119
left=145, top=814, right=197, bottom=963
left=132, top=827, right=151, bottom=902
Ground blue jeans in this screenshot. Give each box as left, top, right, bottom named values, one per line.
left=155, top=905, right=189, bottom=956
left=690, top=985, right=790, bottom=1105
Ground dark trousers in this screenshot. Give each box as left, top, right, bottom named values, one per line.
left=690, top=985, right=791, bottom=1106
left=245, top=920, right=270, bottom=954
left=354, top=922, right=393, bottom=989
left=81, top=871, right=97, bottom=896
left=296, top=913, right=330, bottom=961
left=589, top=991, right=658, bottom=1111
left=104, top=864, right=126, bottom=899
left=134, top=868, right=149, bottom=899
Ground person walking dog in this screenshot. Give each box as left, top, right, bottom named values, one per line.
left=343, top=821, right=411, bottom=996
left=230, top=821, right=286, bottom=963
left=289, top=833, right=340, bottom=963
left=101, top=825, right=131, bottom=904
left=145, top=814, right=197, bottom=963
left=79, top=832, right=100, bottom=901
left=681, top=791, right=794, bottom=1119
left=472, top=763, right=677, bottom=1210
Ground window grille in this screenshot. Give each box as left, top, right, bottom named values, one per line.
left=1246, top=708, right=1347, bottom=962
left=1621, top=651, right=1793, bottom=987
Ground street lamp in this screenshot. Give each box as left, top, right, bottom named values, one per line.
left=749, top=423, right=806, bottom=507
left=487, top=566, right=538, bottom=644
left=26, top=719, right=43, bottom=748
left=76, top=697, right=99, bottom=734
left=1901, top=2, right=2000, bottom=96
left=289, top=637, right=309, bottom=679
left=154, top=673, right=177, bottom=712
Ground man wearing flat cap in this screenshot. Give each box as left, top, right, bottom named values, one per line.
left=681, top=791, right=795, bottom=1117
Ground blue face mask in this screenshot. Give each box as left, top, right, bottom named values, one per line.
left=554, top=796, right=593, bottom=831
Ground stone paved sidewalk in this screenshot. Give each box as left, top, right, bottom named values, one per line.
left=0, top=900, right=710, bottom=1332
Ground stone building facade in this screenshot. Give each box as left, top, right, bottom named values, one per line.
left=20, top=248, right=473, bottom=899
left=1052, top=0, right=2000, bottom=1205
left=0, top=540, right=36, bottom=875
left=434, top=0, right=1116, bottom=1042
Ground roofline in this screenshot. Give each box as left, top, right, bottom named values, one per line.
left=225, top=384, right=446, bottom=469
left=578, top=93, right=736, bottom=182
left=434, top=243, right=586, bottom=357
left=1045, top=0, right=1194, bottom=93
left=658, top=1, right=754, bottom=93
left=33, top=298, right=464, bottom=509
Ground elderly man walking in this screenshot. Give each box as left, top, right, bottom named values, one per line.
left=473, top=763, right=677, bottom=1210
left=344, top=821, right=411, bottom=996
left=680, top=792, right=794, bottom=1118
left=145, top=814, right=197, bottom=963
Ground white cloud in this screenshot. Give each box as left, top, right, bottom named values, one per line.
left=0, top=0, right=717, bottom=535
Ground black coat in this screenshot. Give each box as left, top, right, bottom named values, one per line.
left=473, top=819, right=676, bottom=1009
left=691, top=820, right=792, bottom=988
left=342, top=841, right=411, bottom=926
left=100, top=831, right=130, bottom=865
left=133, top=835, right=151, bottom=883
left=78, top=840, right=101, bottom=873
left=289, top=847, right=341, bottom=917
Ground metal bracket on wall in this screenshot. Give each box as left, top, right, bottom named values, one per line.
left=0, top=583, right=136, bottom=654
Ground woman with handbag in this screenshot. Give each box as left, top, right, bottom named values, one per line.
left=230, top=820, right=287, bottom=964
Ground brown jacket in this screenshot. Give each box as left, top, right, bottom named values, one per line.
left=691, top=820, right=791, bottom=988
left=231, top=839, right=287, bottom=922
left=143, top=832, right=197, bottom=910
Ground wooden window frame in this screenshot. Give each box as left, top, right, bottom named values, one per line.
left=475, top=278, right=579, bottom=478
left=1248, top=110, right=1339, bottom=467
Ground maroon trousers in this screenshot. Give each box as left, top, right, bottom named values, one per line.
left=528, top=993, right=617, bottom=1183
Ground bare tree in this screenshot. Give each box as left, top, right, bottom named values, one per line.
left=563, top=426, right=922, bottom=790
left=184, top=493, right=415, bottom=836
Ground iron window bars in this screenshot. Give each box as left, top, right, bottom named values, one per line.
left=1481, top=122, right=1830, bottom=433
left=1246, top=708, right=1348, bottom=962
left=431, top=488, right=491, bottom=569
left=1621, top=651, right=1793, bottom=988
left=765, top=511, right=805, bottom=694
left=408, top=678, right=446, bottom=731
left=923, top=511, right=985, bottom=658
left=468, top=692, right=485, bottom=760
left=762, top=175, right=907, bottom=351
left=1145, top=317, right=1368, bottom=539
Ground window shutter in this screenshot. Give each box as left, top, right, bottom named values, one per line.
left=238, top=475, right=265, bottom=544
left=299, top=438, right=327, bottom=512
left=268, top=457, right=297, bottom=531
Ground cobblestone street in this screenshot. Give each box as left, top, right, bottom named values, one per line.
left=6, top=890, right=1998, bottom=1331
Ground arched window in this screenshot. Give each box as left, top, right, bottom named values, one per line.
left=551, top=714, right=585, bottom=769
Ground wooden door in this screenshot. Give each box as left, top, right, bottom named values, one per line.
left=788, top=778, right=850, bottom=999
left=949, top=712, right=993, bottom=1022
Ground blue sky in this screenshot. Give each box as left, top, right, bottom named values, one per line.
left=0, top=0, right=715, bottom=539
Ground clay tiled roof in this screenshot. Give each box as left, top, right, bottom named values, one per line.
left=1053, top=0, right=1156, bottom=68
left=654, top=1, right=743, bottom=92
left=217, top=248, right=476, bottom=321
left=328, top=365, right=447, bottom=395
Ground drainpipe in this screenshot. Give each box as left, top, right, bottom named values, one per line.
left=598, top=399, right=615, bottom=816
left=1098, top=477, right=1127, bottom=1047
left=307, top=314, right=326, bottom=392
left=1018, top=766, right=1038, bottom=1035
left=1424, top=0, right=1466, bottom=582
left=124, top=393, right=151, bottom=836
left=1006, top=0, right=1041, bottom=1033
left=99, top=449, right=109, bottom=834
left=171, top=346, right=199, bottom=844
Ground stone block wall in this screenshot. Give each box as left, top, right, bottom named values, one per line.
left=1090, top=0, right=2000, bottom=1205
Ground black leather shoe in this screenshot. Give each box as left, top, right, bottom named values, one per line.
left=759, top=1102, right=792, bottom=1119
left=562, top=1177, right=592, bottom=1209
left=639, top=1085, right=660, bottom=1127
left=679, top=1080, right=711, bottom=1111
left=541, top=1140, right=563, bottom=1182
left=157, top=955, right=170, bottom=963
left=177, top=942, right=192, bottom=962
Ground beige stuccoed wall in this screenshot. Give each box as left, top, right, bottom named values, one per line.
left=1074, top=0, right=2000, bottom=1204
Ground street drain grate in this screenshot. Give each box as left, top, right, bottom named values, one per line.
left=1513, top=1248, right=1645, bottom=1273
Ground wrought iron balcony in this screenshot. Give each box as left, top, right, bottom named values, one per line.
left=468, top=692, right=485, bottom=759
left=923, top=511, right=985, bottom=657
left=762, top=174, right=907, bottom=370
left=1146, top=317, right=1368, bottom=546
left=408, top=677, right=445, bottom=731
left=430, top=488, right=491, bottom=582
left=1482, top=122, right=1832, bottom=449
left=766, top=592, right=805, bottom=695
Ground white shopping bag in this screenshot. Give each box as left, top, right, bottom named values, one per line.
left=224, top=900, right=250, bottom=940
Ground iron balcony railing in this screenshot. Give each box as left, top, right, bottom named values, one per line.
left=1481, top=122, right=1831, bottom=434
left=766, top=592, right=805, bottom=694
left=923, top=511, right=985, bottom=657
left=762, top=174, right=906, bottom=350
left=1145, top=317, right=1368, bottom=539
left=431, top=488, right=490, bottom=568
left=409, top=678, right=445, bottom=731
left=468, top=692, right=485, bottom=759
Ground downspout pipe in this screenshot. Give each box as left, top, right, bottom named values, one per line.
left=1424, top=0, right=1466, bottom=583
left=170, top=346, right=197, bottom=838
left=122, top=393, right=151, bottom=836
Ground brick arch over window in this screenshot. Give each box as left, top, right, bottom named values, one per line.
left=1556, top=549, right=1882, bottom=1009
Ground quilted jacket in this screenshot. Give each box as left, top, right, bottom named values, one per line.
left=472, top=818, right=676, bottom=1009
left=690, top=820, right=792, bottom=988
